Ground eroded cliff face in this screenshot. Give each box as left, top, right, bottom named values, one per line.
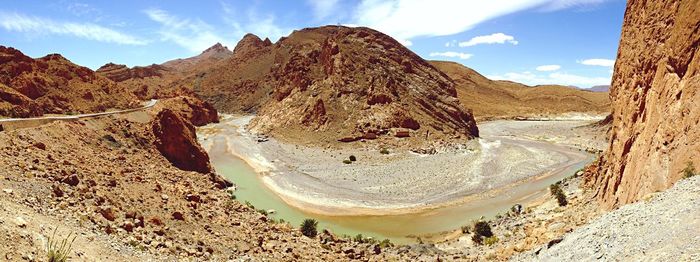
left=587, top=0, right=700, bottom=208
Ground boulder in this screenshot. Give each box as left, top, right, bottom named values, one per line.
left=152, top=109, right=212, bottom=173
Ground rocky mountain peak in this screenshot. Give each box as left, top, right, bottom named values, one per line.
left=202, top=42, right=230, bottom=55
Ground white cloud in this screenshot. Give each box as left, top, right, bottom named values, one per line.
left=429, top=51, right=473, bottom=60
left=458, top=33, right=518, bottom=47
left=578, top=58, right=615, bottom=67
left=307, top=0, right=341, bottom=20
left=0, top=12, right=146, bottom=45
left=488, top=71, right=611, bottom=87
left=221, top=6, right=292, bottom=44
left=352, top=0, right=611, bottom=45
left=145, top=9, right=233, bottom=53
left=536, top=64, right=561, bottom=71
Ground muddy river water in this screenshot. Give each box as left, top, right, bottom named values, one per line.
left=201, top=119, right=596, bottom=244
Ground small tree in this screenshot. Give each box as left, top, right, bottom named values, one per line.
left=550, top=183, right=568, bottom=206
left=300, top=219, right=318, bottom=238
left=474, top=221, right=493, bottom=238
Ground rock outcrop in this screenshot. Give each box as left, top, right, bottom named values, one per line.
left=0, top=83, right=42, bottom=118
left=586, top=0, right=700, bottom=209
left=152, top=109, right=212, bottom=173
left=182, top=26, right=479, bottom=145
left=155, top=96, right=219, bottom=126
left=96, top=63, right=166, bottom=82
left=0, top=46, right=138, bottom=116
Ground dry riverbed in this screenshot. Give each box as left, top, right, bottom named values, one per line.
left=198, top=115, right=606, bottom=217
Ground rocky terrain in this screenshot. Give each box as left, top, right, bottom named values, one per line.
left=0, top=46, right=139, bottom=118
left=586, top=0, right=700, bottom=209
left=431, top=61, right=610, bottom=120
left=0, top=97, right=437, bottom=261
left=176, top=26, right=479, bottom=146
left=515, top=175, right=700, bottom=261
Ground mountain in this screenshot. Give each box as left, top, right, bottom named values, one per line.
left=177, top=26, right=479, bottom=145
left=430, top=61, right=610, bottom=120
left=96, top=43, right=233, bottom=100
left=0, top=46, right=138, bottom=117
left=587, top=85, right=610, bottom=92
left=585, top=0, right=700, bottom=209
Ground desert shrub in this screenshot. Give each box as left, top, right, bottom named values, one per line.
left=47, top=228, right=76, bottom=262
left=343, top=159, right=352, bottom=164
left=511, top=204, right=523, bottom=214
left=474, top=221, right=493, bottom=238
left=349, top=155, right=357, bottom=161
left=353, top=234, right=365, bottom=243
left=380, top=148, right=390, bottom=154
left=300, top=218, right=318, bottom=238
left=257, top=209, right=268, bottom=216
left=379, top=239, right=393, bottom=248
left=484, top=236, right=499, bottom=246
left=461, top=225, right=470, bottom=234
left=245, top=201, right=254, bottom=209
left=549, top=183, right=568, bottom=206
left=681, top=161, right=697, bottom=179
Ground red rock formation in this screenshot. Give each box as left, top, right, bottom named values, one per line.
left=185, top=26, right=479, bottom=145
left=0, top=46, right=138, bottom=116
left=96, top=63, right=166, bottom=82
left=0, top=83, right=42, bottom=117
left=155, top=96, right=219, bottom=126
left=152, top=109, right=212, bottom=173
left=586, top=0, right=700, bottom=209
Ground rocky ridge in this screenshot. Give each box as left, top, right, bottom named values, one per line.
left=586, top=0, right=700, bottom=208
left=430, top=61, right=610, bottom=120
left=181, top=26, right=479, bottom=146
left=0, top=46, right=138, bottom=117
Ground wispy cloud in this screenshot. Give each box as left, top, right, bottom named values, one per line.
left=429, top=51, right=473, bottom=60
left=352, top=0, right=612, bottom=45
left=145, top=9, right=230, bottom=53
left=458, top=33, right=518, bottom=47
left=536, top=64, right=561, bottom=71
left=0, top=12, right=147, bottom=45
left=220, top=4, right=292, bottom=43
left=488, top=70, right=611, bottom=87
left=578, top=58, right=615, bottom=67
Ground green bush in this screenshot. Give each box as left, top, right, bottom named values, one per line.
left=378, top=239, right=392, bottom=248
left=47, top=228, right=76, bottom=262
left=474, top=221, right=493, bottom=238
left=682, top=161, right=697, bottom=179
left=349, top=155, right=357, bottom=161
left=550, top=183, right=568, bottom=206
left=380, top=148, right=390, bottom=154
left=353, top=234, right=365, bottom=243
left=484, top=236, right=499, bottom=246
left=343, top=159, right=352, bottom=164
left=300, top=218, right=318, bottom=238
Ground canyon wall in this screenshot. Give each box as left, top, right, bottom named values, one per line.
left=587, top=0, right=700, bottom=208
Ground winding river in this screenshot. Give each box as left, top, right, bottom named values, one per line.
left=201, top=118, right=596, bottom=244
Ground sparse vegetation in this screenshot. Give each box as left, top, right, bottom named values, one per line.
left=471, top=220, right=493, bottom=245
left=681, top=161, right=697, bottom=179
left=461, top=225, right=470, bottom=234
left=550, top=183, right=568, bottom=206
left=343, top=159, right=352, bottom=164
left=257, top=209, right=268, bottom=216
left=47, top=228, right=77, bottom=262
left=349, top=155, right=357, bottom=161
left=300, top=218, right=318, bottom=238
left=483, top=236, right=499, bottom=246
left=380, top=148, right=390, bottom=154
left=245, top=201, right=255, bottom=209
left=378, top=239, right=393, bottom=248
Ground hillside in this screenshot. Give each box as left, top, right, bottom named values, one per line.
left=96, top=43, right=233, bottom=100
left=586, top=0, right=700, bottom=208
left=178, top=26, right=479, bottom=145
left=0, top=46, right=138, bottom=117
left=430, top=61, right=611, bottom=120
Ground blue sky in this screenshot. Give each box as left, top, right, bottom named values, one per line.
left=0, top=0, right=626, bottom=88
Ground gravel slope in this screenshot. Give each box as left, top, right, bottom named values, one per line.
left=513, top=176, right=700, bottom=261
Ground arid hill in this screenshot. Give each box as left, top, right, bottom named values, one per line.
left=96, top=43, right=233, bottom=100
left=586, top=0, right=700, bottom=209
left=0, top=46, right=138, bottom=117
left=430, top=61, right=610, bottom=120
left=177, top=26, right=479, bottom=145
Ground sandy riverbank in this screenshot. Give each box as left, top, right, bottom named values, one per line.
left=198, top=114, right=605, bottom=216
